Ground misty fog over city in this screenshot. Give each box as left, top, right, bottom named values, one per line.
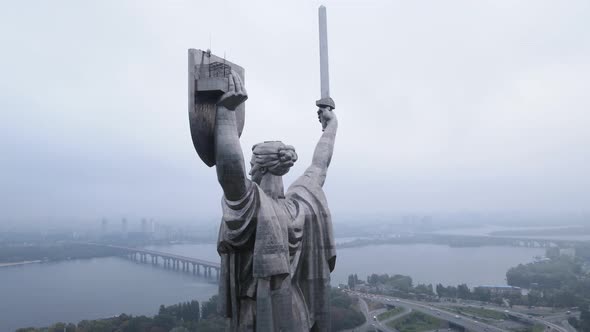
left=1, top=1, right=589, bottom=332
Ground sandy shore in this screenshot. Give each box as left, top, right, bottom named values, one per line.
left=0, top=260, right=42, bottom=268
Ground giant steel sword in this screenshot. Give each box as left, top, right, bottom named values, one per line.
left=316, top=5, right=335, bottom=112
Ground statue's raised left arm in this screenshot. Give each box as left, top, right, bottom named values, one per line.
left=214, top=72, right=250, bottom=201
left=306, top=107, right=338, bottom=187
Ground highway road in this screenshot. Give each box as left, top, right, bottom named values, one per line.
left=344, top=297, right=408, bottom=332
left=359, top=298, right=396, bottom=332
left=347, top=290, right=573, bottom=332
left=347, top=291, right=508, bottom=332
left=444, top=302, right=571, bottom=332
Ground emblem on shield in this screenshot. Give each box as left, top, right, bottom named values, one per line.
left=188, top=48, right=246, bottom=167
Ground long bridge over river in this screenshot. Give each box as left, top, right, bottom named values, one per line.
left=86, top=243, right=221, bottom=280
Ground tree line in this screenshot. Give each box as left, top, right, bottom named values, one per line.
left=16, top=296, right=226, bottom=332
left=350, top=273, right=436, bottom=298
left=506, top=257, right=590, bottom=308
left=16, top=289, right=365, bottom=332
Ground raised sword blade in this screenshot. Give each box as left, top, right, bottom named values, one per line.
left=316, top=5, right=335, bottom=109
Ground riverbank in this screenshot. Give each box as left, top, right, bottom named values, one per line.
left=0, top=242, right=544, bottom=331
left=0, top=260, right=41, bottom=268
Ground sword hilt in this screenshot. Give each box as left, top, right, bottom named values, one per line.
left=316, top=97, right=335, bottom=110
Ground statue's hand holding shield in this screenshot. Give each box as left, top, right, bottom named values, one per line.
left=217, top=71, right=247, bottom=111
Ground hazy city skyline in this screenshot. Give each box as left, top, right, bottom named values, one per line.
left=1, top=1, right=589, bottom=224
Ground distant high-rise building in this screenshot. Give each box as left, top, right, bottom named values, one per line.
left=141, top=218, right=148, bottom=233
left=121, top=218, right=128, bottom=233
left=101, top=218, right=108, bottom=234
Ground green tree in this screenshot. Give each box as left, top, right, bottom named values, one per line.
left=170, top=327, right=190, bottom=332
left=367, top=273, right=379, bottom=285
left=457, top=284, right=471, bottom=299
left=472, top=287, right=491, bottom=302
left=77, top=319, right=115, bottom=332
left=197, top=317, right=229, bottom=332
left=122, top=315, right=152, bottom=332
left=153, top=313, right=175, bottom=330
left=202, top=295, right=220, bottom=319
left=330, top=288, right=366, bottom=331
left=388, top=275, right=413, bottom=291
left=415, top=284, right=434, bottom=296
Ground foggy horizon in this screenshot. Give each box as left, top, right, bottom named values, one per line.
left=2, top=2, right=590, bottom=332
left=2, top=1, right=589, bottom=226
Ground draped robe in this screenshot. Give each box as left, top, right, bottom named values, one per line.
left=217, top=169, right=336, bottom=331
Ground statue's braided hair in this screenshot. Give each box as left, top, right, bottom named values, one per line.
left=251, top=141, right=298, bottom=176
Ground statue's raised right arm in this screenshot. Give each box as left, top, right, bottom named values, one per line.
left=306, top=107, right=338, bottom=187
left=214, top=72, right=250, bottom=201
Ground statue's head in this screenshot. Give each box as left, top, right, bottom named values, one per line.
left=249, top=141, right=298, bottom=184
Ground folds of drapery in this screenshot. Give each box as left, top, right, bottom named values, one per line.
left=287, top=174, right=336, bottom=331
left=218, top=183, right=293, bottom=331
left=217, top=175, right=336, bottom=331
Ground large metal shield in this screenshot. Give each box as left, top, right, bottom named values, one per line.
left=188, top=49, right=245, bottom=167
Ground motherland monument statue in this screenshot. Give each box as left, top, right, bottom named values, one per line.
left=188, top=6, right=337, bottom=331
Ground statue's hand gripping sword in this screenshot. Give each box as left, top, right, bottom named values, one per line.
left=316, top=5, right=335, bottom=114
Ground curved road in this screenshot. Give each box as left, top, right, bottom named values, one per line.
left=347, top=291, right=571, bottom=332
left=447, top=302, right=570, bottom=332
left=347, top=291, right=507, bottom=332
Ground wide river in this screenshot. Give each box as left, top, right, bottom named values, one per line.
left=0, top=243, right=544, bottom=331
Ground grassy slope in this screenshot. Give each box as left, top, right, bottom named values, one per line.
left=377, top=307, right=405, bottom=321
left=387, top=311, right=447, bottom=332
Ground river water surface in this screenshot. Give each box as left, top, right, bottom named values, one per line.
left=0, top=243, right=544, bottom=331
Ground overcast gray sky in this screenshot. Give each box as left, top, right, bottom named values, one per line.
left=1, top=0, right=589, bottom=226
